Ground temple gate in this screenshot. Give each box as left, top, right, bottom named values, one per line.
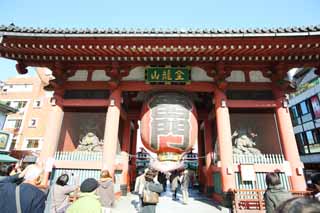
left=1, top=24, right=320, bottom=202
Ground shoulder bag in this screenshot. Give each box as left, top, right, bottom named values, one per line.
left=15, top=185, right=22, bottom=213
left=142, top=183, right=159, bottom=204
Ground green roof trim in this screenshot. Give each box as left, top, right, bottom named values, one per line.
left=0, top=153, right=18, bottom=162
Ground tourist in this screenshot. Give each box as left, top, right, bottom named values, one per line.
left=50, top=174, right=78, bottom=213
left=264, top=172, right=292, bottom=213
left=141, top=169, right=163, bottom=213
left=96, top=170, right=115, bottom=213
left=275, top=197, right=320, bottom=213
left=180, top=170, right=190, bottom=204
left=67, top=178, right=102, bottom=213
left=134, top=168, right=148, bottom=211
left=158, top=171, right=167, bottom=193
left=311, top=173, right=320, bottom=201
left=0, top=164, right=47, bottom=213
left=170, top=170, right=180, bottom=200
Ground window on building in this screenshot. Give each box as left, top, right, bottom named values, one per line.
left=300, top=101, right=310, bottom=115
left=9, top=101, right=27, bottom=110
left=290, top=106, right=299, bottom=118
left=26, top=139, right=39, bottom=149
left=33, top=100, right=42, bottom=108
left=298, top=129, right=320, bottom=155
left=295, top=134, right=305, bottom=154
left=309, top=129, right=320, bottom=153
left=29, top=118, right=37, bottom=128
left=10, top=139, right=16, bottom=150
left=305, top=131, right=315, bottom=144
left=5, top=84, right=33, bottom=92
left=5, top=119, right=22, bottom=129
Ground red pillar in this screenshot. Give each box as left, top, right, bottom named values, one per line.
left=214, top=89, right=235, bottom=193
left=103, top=89, right=122, bottom=176
left=204, top=119, right=213, bottom=192
left=121, top=119, right=131, bottom=191
left=130, top=121, right=138, bottom=186
left=197, top=123, right=205, bottom=191
left=273, top=89, right=306, bottom=190
left=39, top=103, right=64, bottom=186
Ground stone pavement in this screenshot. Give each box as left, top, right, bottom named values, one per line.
left=113, top=185, right=231, bottom=213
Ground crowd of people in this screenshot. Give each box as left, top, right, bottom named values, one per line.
left=0, top=163, right=320, bottom=213
left=134, top=168, right=192, bottom=213
left=0, top=163, right=115, bottom=213
left=264, top=172, right=320, bottom=213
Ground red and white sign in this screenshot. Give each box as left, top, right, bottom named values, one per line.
left=311, top=96, right=320, bottom=119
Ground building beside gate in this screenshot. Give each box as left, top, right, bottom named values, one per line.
left=289, top=68, right=320, bottom=180
left=1, top=24, right=320, bottom=203
left=0, top=72, right=52, bottom=160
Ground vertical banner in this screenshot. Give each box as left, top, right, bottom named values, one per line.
left=311, top=96, right=320, bottom=119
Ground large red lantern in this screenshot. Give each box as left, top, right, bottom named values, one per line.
left=140, top=92, right=198, bottom=171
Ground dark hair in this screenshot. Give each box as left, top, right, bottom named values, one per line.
left=56, top=174, right=69, bottom=186
left=266, top=172, right=281, bottom=186
left=275, top=197, right=320, bottom=213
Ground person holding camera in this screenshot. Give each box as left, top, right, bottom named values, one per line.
left=0, top=164, right=47, bottom=213
left=50, top=174, right=78, bottom=213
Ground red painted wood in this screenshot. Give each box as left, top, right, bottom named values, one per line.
left=227, top=100, right=277, bottom=108
left=62, top=99, right=109, bottom=107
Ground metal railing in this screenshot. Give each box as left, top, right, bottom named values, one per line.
left=54, top=151, right=124, bottom=163
left=233, top=154, right=285, bottom=164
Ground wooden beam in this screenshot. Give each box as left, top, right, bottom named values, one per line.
left=62, top=99, right=109, bottom=107
left=227, top=100, right=277, bottom=108
left=119, top=81, right=215, bottom=92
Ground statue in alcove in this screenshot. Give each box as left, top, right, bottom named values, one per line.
left=232, top=127, right=262, bottom=155
left=77, top=132, right=104, bottom=152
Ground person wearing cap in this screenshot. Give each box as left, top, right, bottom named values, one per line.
left=67, top=178, right=102, bottom=213
left=141, top=169, right=163, bottom=213
left=96, top=170, right=115, bottom=213
left=0, top=164, right=46, bottom=213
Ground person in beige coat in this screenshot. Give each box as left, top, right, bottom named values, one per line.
left=96, top=170, right=115, bottom=213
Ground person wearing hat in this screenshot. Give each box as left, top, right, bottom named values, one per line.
left=67, top=178, right=102, bottom=213
left=96, top=170, right=115, bottom=213
left=141, top=169, right=163, bottom=213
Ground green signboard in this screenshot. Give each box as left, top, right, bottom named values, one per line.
left=145, top=67, right=190, bottom=84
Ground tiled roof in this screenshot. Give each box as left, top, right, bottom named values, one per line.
left=1, top=24, right=320, bottom=35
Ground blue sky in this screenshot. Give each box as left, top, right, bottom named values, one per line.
left=0, top=0, right=319, bottom=81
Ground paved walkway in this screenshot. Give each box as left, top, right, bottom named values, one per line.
left=113, top=184, right=230, bottom=213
